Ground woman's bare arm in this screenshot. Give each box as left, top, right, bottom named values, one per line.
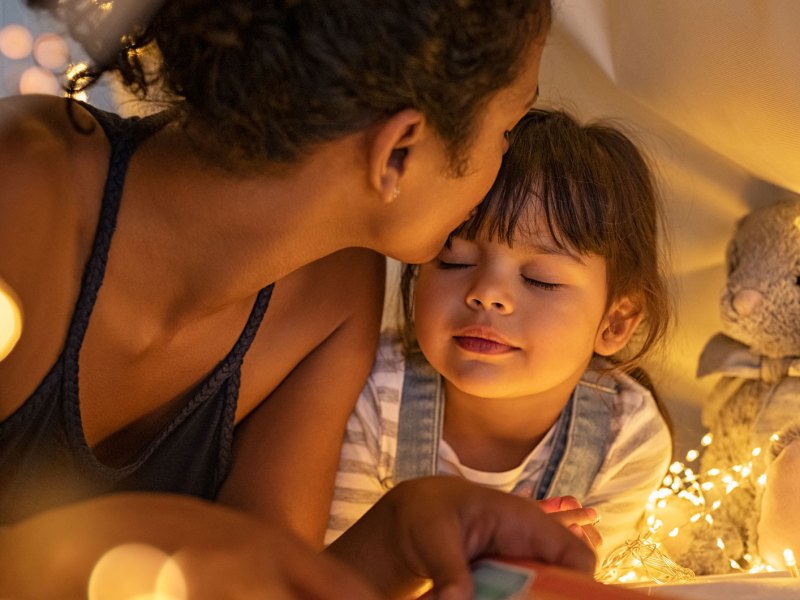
left=0, top=493, right=379, bottom=599
left=218, top=248, right=386, bottom=547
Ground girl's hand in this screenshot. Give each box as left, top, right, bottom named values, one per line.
left=327, top=476, right=596, bottom=600
left=538, top=496, right=603, bottom=551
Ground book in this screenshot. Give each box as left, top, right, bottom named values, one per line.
left=417, top=557, right=677, bottom=600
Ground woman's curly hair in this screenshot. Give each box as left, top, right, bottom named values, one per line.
left=27, top=0, right=551, bottom=172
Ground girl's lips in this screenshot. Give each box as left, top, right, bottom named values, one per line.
left=453, top=336, right=517, bottom=355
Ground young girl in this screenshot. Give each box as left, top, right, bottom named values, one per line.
left=327, top=108, right=674, bottom=564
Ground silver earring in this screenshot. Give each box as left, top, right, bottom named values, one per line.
left=392, top=186, right=400, bottom=202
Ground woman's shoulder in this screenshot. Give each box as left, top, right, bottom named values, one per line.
left=0, top=97, right=112, bottom=419
left=0, top=96, right=110, bottom=281
left=0, top=95, right=106, bottom=162
left=0, top=95, right=109, bottom=237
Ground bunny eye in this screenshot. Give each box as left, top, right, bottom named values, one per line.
left=796, top=274, right=800, bottom=287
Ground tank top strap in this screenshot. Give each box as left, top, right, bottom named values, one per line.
left=63, top=102, right=177, bottom=365
left=59, top=103, right=178, bottom=450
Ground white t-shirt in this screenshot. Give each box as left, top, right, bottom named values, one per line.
left=325, top=334, right=671, bottom=564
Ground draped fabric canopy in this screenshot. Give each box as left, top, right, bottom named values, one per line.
left=538, top=0, right=800, bottom=452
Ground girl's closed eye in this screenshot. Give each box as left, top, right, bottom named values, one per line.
left=436, top=258, right=472, bottom=270
left=522, top=274, right=561, bottom=291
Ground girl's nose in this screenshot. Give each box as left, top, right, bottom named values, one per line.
left=466, top=279, right=513, bottom=314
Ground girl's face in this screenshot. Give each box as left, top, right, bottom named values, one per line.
left=376, top=40, right=545, bottom=264
left=414, top=214, right=612, bottom=401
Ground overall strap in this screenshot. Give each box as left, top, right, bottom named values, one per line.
left=536, top=370, right=617, bottom=500
left=531, top=396, right=573, bottom=499
left=394, top=350, right=444, bottom=482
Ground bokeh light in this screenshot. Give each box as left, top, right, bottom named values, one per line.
left=0, top=24, right=33, bottom=60
left=0, top=278, right=22, bottom=362
left=88, top=543, right=187, bottom=600
left=33, top=33, right=69, bottom=70
left=19, top=66, right=60, bottom=95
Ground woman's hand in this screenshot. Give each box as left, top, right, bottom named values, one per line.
left=327, top=477, right=597, bottom=600
left=537, top=495, right=602, bottom=551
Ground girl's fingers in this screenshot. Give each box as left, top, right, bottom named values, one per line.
left=548, top=507, right=598, bottom=528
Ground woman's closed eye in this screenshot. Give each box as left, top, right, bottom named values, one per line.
left=522, top=275, right=561, bottom=291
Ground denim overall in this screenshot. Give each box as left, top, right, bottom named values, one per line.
left=394, top=351, right=618, bottom=500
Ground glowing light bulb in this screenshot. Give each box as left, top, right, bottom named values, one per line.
left=701, top=433, right=713, bottom=446
left=784, top=549, right=800, bottom=578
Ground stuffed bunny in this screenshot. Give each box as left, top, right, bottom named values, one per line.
left=671, top=196, right=800, bottom=575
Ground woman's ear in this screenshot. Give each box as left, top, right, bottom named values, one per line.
left=368, top=109, right=427, bottom=203
left=594, top=296, right=644, bottom=356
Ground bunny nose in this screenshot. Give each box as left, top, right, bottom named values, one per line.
left=732, top=288, right=762, bottom=316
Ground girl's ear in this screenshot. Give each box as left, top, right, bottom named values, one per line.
left=367, top=109, right=427, bottom=204
left=594, top=296, right=644, bottom=356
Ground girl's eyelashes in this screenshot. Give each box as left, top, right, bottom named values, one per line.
left=522, top=275, right=560, bottom=291
left=436, top=259, right=472, bottom=270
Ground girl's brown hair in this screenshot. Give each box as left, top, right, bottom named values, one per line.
left=402, top=108, right=673, bottom=373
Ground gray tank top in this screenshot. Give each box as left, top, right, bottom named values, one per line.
left=0, top=103, right=274, bottom=524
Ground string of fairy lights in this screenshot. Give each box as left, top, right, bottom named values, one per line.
left=596, top=431, right=799, bottom=585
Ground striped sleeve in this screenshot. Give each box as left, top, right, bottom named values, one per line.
left=324, top=334, right=405, bottom=545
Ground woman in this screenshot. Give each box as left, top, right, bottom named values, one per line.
left=0, top=1, right=595, bottom=597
